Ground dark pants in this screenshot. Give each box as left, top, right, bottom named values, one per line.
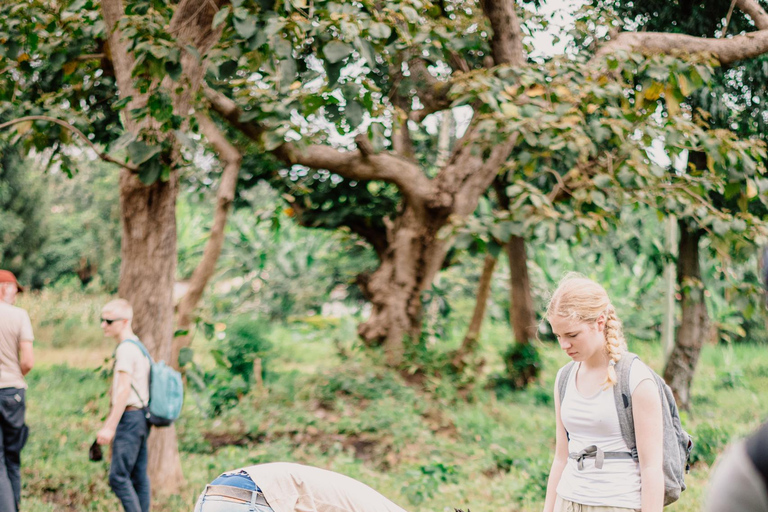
left=0, top=388, right=27, bottom=512
left=110, top=409, right=150, bottom=512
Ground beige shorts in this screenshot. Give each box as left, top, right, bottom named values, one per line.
left=554, top=496, right=640, bottom=512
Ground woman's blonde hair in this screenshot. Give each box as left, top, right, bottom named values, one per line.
left=547, top=273, right=626, bottom=387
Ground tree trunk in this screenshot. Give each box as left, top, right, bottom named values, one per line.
left=118, top=170, right=184, bottom=492
left=357, top=205, right=451, bottom=366
left=452, top=253, right=497, bottom=372
left=507, top=235, right=537, bottom=345
left=662, top=215, right=677, bottom=362
left=663, top=220, right=707, bottom=411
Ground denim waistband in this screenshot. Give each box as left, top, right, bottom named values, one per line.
left=202, top=485, right=270, bottom=506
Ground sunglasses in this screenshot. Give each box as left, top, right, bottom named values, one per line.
left=100, top=317, right=125, bottom=325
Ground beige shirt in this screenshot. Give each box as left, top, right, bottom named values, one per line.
left=113, top=340, right=150, bottom=410
left=240, top=463, right=409, bottom=512
left=0, top=302, right=34, bottom=389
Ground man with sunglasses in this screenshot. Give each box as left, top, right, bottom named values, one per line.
left=97, top=299, right=151, bottom=512
left=0, top=270, right=34, bottom=512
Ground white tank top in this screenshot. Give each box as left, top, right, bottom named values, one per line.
left=555, top=359, right=654, bottom=509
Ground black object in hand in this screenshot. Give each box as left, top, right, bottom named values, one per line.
left=89, top=439, right=103, bottom=462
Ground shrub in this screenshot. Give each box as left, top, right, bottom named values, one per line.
left=184, top=315, right=272, bottom=415
left=689, top=422, right=732, bottom=467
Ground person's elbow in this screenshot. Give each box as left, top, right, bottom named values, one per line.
left=19, top=341, right=34, bottom=375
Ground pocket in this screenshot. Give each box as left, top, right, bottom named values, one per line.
left=0, top=393, right=25, bottom=429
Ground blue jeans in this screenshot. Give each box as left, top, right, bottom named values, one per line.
left=0, top=388, right=27, bottom=512
left=194, top=472, right=273, bottom=512
left=109, top=410, right=150, bottom=512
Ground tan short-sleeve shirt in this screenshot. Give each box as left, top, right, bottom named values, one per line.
left=240, top=463, right=409, bottom=512
left=113, top=340, right=150, bottom=409
left=0, top=302, right=34, bottom=389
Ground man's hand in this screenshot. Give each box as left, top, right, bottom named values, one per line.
left=97, top=426, right=116, bottom=445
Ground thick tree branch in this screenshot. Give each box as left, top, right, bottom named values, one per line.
left=173, top=112, right=241, bottom=361
left=596, top=28, right=768, bottom=65
left=480, top=0, right=526, bottom=66
left=203, top=85, right=433, bottom=203
left=0, top=116, right=138, bottom=171
left=737, top=0, right=768, bottom=30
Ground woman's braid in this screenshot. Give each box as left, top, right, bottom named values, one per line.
left=603, top=304, right=626, bottom=388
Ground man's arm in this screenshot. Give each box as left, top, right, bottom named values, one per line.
left=97, top=371, right=132, bottom=445
left=19, top=339, right=33, bottom=375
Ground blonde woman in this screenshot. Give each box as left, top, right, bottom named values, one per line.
left=542, top=275, right=664, bottom=512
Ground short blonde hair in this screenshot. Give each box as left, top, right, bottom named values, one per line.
left=547, top=273, right=626, bottom=387
left=102, top=298, right=134, bottom=322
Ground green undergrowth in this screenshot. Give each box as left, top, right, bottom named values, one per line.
left=18, top=319, right=768, bottom=512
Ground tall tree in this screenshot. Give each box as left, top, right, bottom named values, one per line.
left=604, top=0, right=768, bottom=407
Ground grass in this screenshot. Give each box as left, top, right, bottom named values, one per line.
left=13, top=290, right=768, bottom=511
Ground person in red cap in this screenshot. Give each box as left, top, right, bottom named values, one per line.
left=0, top=270, right=34, bottom=512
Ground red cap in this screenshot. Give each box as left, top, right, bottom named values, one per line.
left=0, top=270, right=24, bottom=292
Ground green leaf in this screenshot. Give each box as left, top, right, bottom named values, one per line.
left=369, top=22, right=391, bottom=40
left=165, top=60, right=183, bottom=81
left=113, top=96, right=134, bottom=110
left=323, top=41, right=353, bottom=64
left=355, top=37, right=376, bottom=67
left=558, top=223, right=576, bottom=240
left=110, top=132, right=136, bottom=152
left=178, top=347, right=194, bottom=367
left=262, top=130, right=285, bottom=151
left=218, top=59, right=239, bottom=79
left=127, top=141, right=162, bottom=165
left=138, top=158, right=162, bottom=185
left=345, top=100, right=364, bottom=129
left=185, top=45, right=201, bottom=62
left=234, top=16, right=257, bottom=39
left=712, top=219, right=730, bottom=237
left=213, top=6, right=230, bottom=28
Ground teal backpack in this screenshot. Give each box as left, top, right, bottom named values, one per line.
left=123, top=338, right=184, bottom=427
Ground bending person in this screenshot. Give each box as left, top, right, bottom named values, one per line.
left=541, top=275, right=665, bottom=512
left=194, top=462, right=410, bottom=512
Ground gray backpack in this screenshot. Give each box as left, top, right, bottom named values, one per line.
left=558, top=352, right=693, bottom=506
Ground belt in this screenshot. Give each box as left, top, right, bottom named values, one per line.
left=569, top=445, right=634, bottom=470
left=125, top=406, right=143, bottom=412
left=203, top=484, right=270, bottom=506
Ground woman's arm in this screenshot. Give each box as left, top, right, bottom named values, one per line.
left=633, top=378, right=664, bottom=512
left=542, top=377, right=569, bottom=512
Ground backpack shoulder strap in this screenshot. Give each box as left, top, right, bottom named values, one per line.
left=745, top=421, right=768, bottom=492
left=557, top=361, right=576, bottom=405
left=613, top=351, right=639, bottom=461
left=121, top=338, right=153, bottom=363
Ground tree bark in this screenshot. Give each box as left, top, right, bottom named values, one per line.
left=356, top=203, right=452, bottom=366
left=507, top=235, right=537, bottom=345
left=452, top=253, right=498, bottom=372
left=663, top=220, right=707, bottom=411
left=118, top=170, right=184, bottom=492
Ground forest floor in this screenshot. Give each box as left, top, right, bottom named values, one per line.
left=17, top=289, right=768, bottom=512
